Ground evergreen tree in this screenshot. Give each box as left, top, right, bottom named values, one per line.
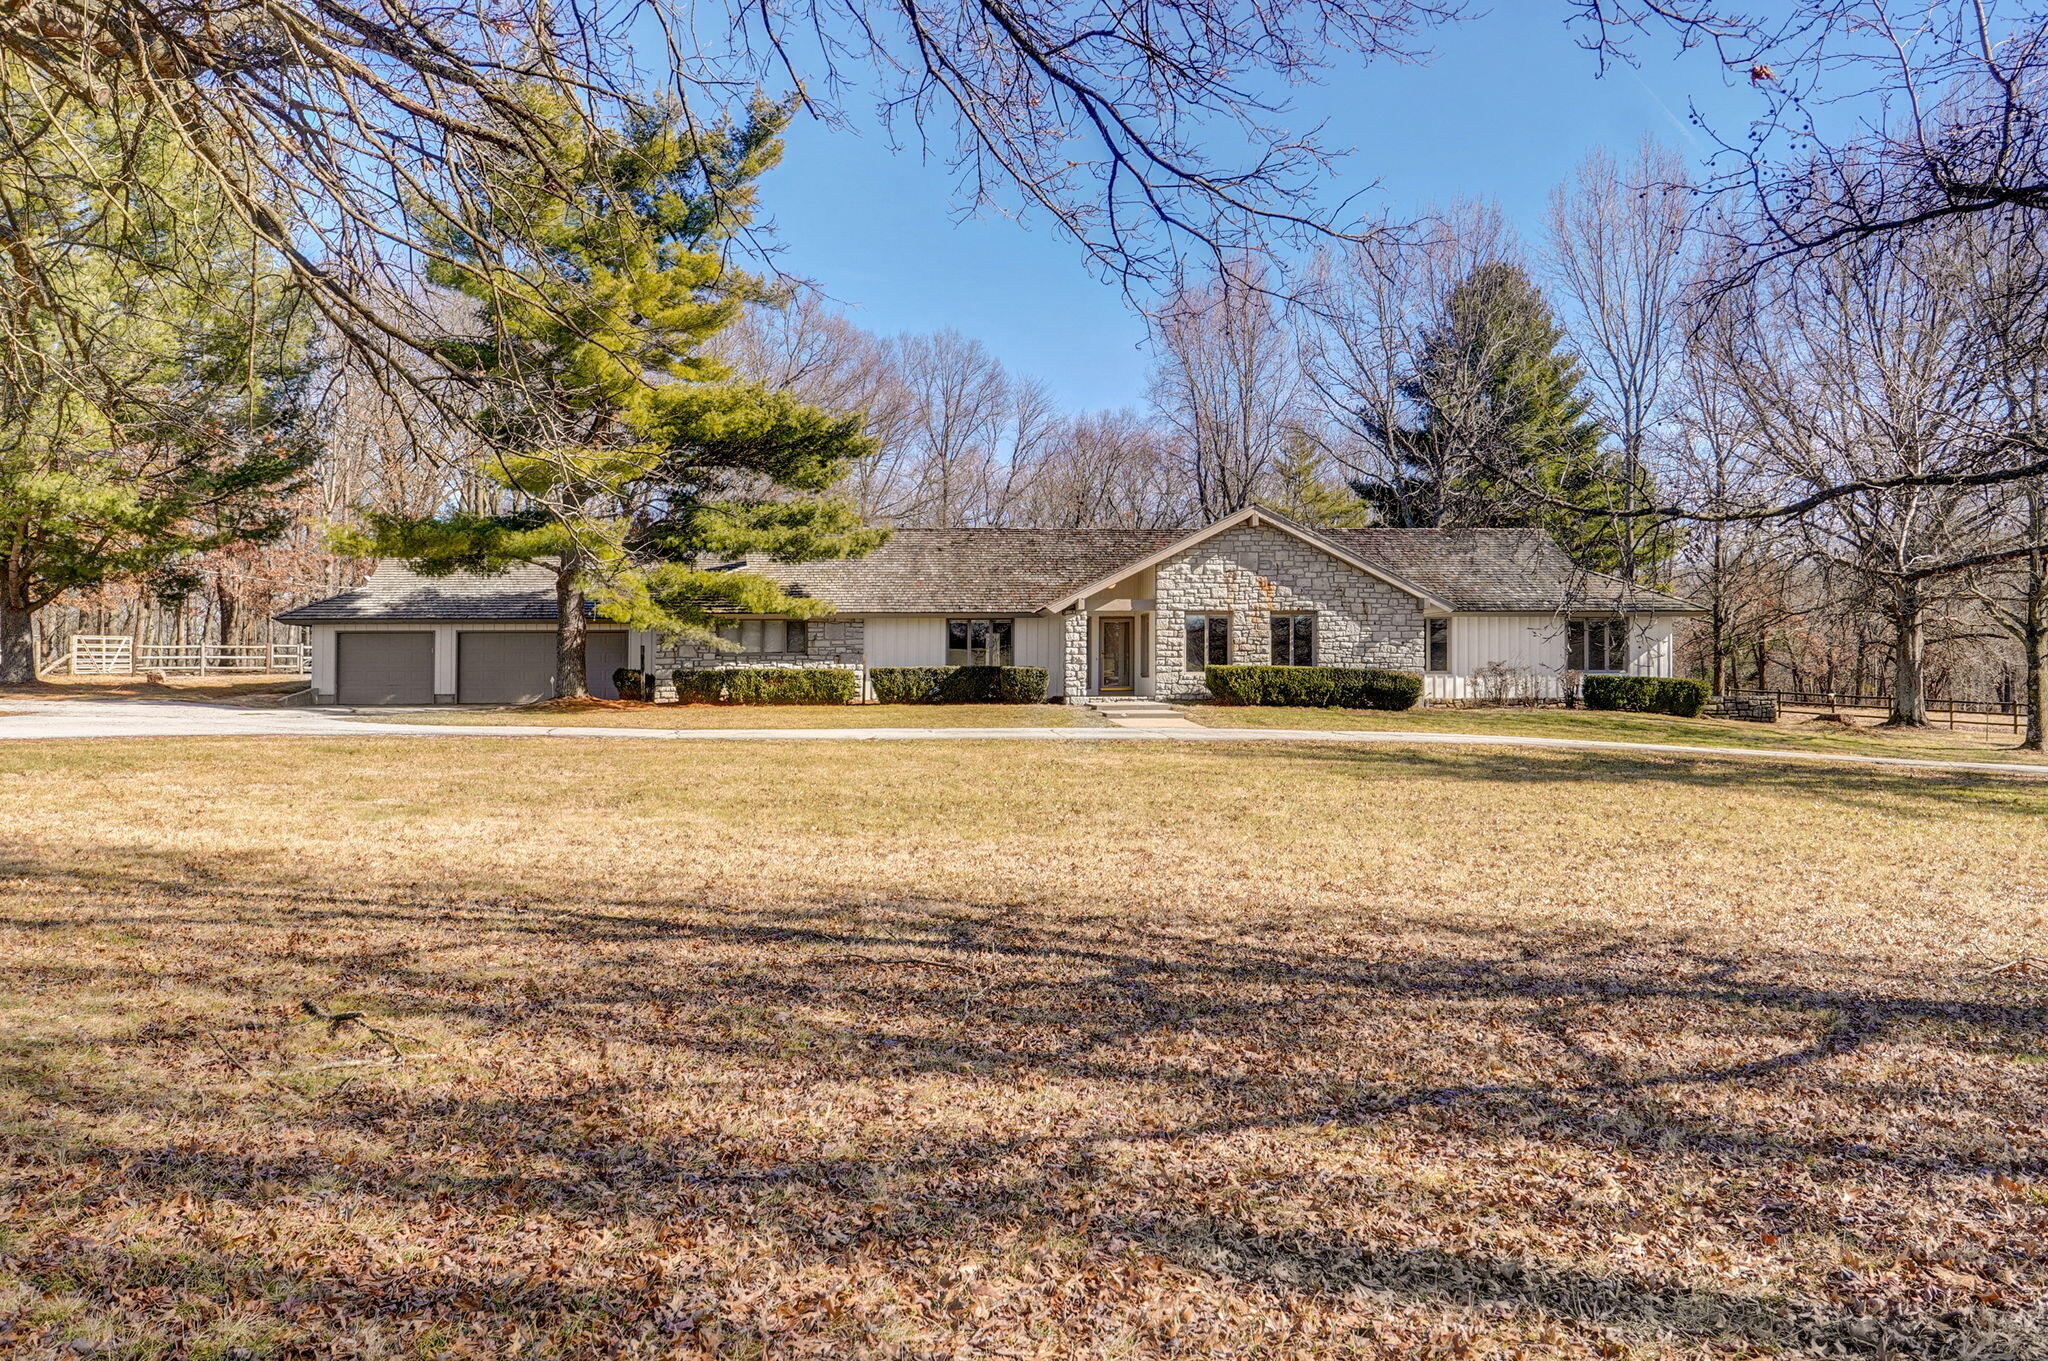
left=347, top=88, right=881, bottom=698
left=1357, top=262, right=1663, bottom=574
left=1272, top=437, right=1372, bottom=529
left=0, top=87, right=317, bottom=684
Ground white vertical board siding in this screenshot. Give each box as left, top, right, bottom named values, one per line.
left=1634, top=618, right=1677, bottom=679
left=1421, top=613, right=1685, bottom=703
left=860, top=614, right=1065, bottom=697
left=310, top=626, right=335, bottom=695
left=863, top=617, right=947, bottom=667
left=1013, top=616, right=1065, bottom=696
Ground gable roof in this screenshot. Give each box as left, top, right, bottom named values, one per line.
left=275, top=561, right=572, bottom=623
left=1040, top=505, right=1454, bottom=613
left=276, top=521, right=1704, bottom=624
left=754, top=527, right=1186, bottom=615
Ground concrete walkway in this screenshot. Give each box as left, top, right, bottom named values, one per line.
left=1, top=696, right=2044, bottom=779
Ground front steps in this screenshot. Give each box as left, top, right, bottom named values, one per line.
left=1079, top=697, right=1204, bottom=730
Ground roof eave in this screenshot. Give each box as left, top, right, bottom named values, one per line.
left=1043, top=505, right=1453, bottom=613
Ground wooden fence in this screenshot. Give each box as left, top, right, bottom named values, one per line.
left=1732, top=688, right=2025, bottom=733
left=49, top=635, right=311, bottom=677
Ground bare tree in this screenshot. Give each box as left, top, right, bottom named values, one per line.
left=1299, top=201, right=1516, bottom=523
left=1581, top=1, right=2048, bottom=264
left=1696, top=227, right=2008, bottom=724
left=717, top=291, right=918, bottom=520
left=1666, top=298, right=1805, bottom=695
left=1010, top=409, right=1192, bottom=527
left=1545, top=139, right=1692, bottom=582
left=1149, top=267, right=1301, bottom=518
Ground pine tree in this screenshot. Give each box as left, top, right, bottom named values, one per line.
left=0, top=89, right=317, bottom=684
left=348, top=88, right=881, bottom=697
left=1358, top=262, right=1663, bottom=574
left=1272, top=437, right=1372, bottom=529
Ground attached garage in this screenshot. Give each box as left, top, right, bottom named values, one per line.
left=282, top=564, right=652, bottom=705
left=457, top=631, right=555, bottom=705
left=585, top=631, right=626, bottom=700
left=335, top=631, right=435, bottom=706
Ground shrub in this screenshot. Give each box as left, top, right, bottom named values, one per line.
left=1204, top=665, right=1421, bottom=711
left=1580, top=674, right=1709, bottom=718
left=670, top=667, right=857, bottom=705
left=869, top=666, right=1049, bottom=704
left=611, top=668, right=656, bottom=702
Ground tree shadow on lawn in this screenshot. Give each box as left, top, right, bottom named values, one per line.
left=5, top=852, right=2047, bottom=1356
left=1233, top=739, right=2048, bottom=821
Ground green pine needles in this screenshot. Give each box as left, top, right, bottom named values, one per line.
left=343, top=87, right=883, bottom=697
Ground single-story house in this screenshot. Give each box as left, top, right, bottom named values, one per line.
left=277, top=504, right=1704, bottom=705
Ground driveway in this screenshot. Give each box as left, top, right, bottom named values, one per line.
left=2, top=695, right=2045, bottom=779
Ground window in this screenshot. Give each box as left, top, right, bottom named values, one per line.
left=1270, top=613, right=1316, bottom=665
left=1426, top=617, right=1450, bottom=672
left=715, top=619, right=808, bottom=654
left=1185, top=613, right=1231, bottom=668
left=946, top=618, right=1014, bottom=666
left=1567, top=618, right=1628, bottom=673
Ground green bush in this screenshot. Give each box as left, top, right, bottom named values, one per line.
left=1204, top=665, right=1422, bottom=711
left=1580, top=674, right=1709, bottom=718
left=610, top=668, right=656, bottom=701
left=868, top=666, right=1049, bottom=703
left=670, top=667, right=857, bottom=705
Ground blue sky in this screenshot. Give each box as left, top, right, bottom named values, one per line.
left=748, top=7, right=1763, bottom=412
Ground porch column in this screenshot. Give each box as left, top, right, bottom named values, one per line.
left=1061, top=609, right=1089, bottom=700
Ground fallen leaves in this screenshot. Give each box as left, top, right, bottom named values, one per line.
left=0, top=738, right=2045, bottom=1358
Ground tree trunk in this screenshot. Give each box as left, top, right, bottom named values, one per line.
left=217, top=580, right=238, bottom=650
left=0, top=599, right=34, bottom=685
left=2025, top=552, right=2047, bottom=753
left=555, top=555, right=589, bottom=701
left=1889, top=588, right=1928, bottom=726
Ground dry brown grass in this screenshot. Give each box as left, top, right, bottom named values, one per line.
left=1188, top=702, right=2048, bottom=767
left=361, top=700, right=1084, bottom=728
left=3, top=738, right=2045, bottom=1359
left=10, top=674, right=307, bottom=703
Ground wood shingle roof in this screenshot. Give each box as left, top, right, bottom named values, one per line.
left=277, top=522, right=1702, bottom=622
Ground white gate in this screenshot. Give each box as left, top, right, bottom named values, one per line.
left=66, top=635, right=134, bottom=675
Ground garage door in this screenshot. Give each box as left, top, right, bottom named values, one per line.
left=335, top=631, right=435, bottom=706
left=457, top=631, right=555, bottom=705
left=586, top=631, right=626, bottom=700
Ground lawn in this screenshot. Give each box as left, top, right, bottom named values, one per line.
left=3, top=738, right=2045, bottom=1359
left=353, top=700, right=1083, bottom=728
left=10, top=674, right=307, bottom=703
left=1186, top=701, right=2048, bottom=766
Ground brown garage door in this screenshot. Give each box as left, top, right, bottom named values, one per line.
left=457, top=631, right=555, bottom=705
left=586, top=631, right=627, bottom=699
left=335, top=631, right=435, bottom=706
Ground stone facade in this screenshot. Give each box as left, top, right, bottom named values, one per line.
left=1149, top=523, right=1426, bottom=700
left=653, top=617, right=865, bottom=677
left=1061, top=610, right=1089, bottom=701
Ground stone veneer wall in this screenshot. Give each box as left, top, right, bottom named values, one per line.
left=1061, top=610, right=1089, bottom=701
left=1151, top=524, right=1425, bottom=700
left=653, top=617, right=865, bottom=679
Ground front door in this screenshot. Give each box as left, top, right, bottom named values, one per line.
left=1099, top=618, right=1135, bottom=693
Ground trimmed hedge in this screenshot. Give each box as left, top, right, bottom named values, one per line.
left=869, top=665, right=1049, bottom=704
left=1204, top=664, right=1422, bottom=711
left=611, top=668, right=657, bottom=702
left=1580, top=674, right=1710, bottom=718
left=671, top=667, right=858, bottom=705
